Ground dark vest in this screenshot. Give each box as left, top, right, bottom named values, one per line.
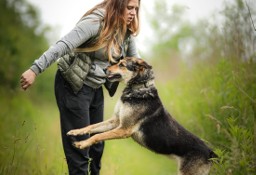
left=57, top=12, right=131, bottom=95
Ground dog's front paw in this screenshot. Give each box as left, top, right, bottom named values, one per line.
left=73, top=141, right=91, bottom=149
left=73, top=141, right=83, bottom=149
left=67, top=129, right=82, bottom=136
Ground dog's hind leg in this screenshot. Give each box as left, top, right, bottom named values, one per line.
left=73, top=127, right=133, bottom=149
left=179, top=157, right=211, bottom=175
left=67, top=117, right=119, bottom=136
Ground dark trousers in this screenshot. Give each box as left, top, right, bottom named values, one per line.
left=54, top=70, right=104, bottom=175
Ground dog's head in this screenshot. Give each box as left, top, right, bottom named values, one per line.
left=106, top=57, right=153, bottom=84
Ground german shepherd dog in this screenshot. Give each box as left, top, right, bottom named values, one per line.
left=67, top=57, right=216, bottom=175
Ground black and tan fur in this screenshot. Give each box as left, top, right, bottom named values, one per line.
left=67, top=57, right=216, bottom=175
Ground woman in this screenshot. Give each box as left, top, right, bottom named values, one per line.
left=20, top=0, right=141, bottom=174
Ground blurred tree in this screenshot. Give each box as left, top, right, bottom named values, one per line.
left=146, top=0, right=256, bottom=64
left=0, top=0, right=49, bottom=89
left=145, top=1, right=194, bottom=60
left=221, top=0, right=256, bottom=61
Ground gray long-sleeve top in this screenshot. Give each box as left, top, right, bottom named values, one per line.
left=30, top=9, right=139, bottom=88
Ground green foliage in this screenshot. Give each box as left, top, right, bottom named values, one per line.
left=0, top=0, right=49, bottom=90
left=0, top=0, right=60, bottom=173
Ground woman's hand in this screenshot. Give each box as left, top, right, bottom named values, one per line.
left=20, top=69, right=37, bottom=90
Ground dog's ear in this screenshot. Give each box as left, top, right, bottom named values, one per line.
left=137, top=59, right=152, bottom=70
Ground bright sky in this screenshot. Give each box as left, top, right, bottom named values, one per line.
left=26, top=0, right=227, bottom=51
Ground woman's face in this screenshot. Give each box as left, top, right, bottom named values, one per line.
left=124, top=0, right=139, bottom=25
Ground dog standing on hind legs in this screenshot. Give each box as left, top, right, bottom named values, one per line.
left=67, top=57, right=217, bottom=175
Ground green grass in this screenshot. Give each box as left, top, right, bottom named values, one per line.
left=0, top=89, right=65, bottom=175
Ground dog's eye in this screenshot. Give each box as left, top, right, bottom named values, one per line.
left=119, top=63, right=125, bottom=68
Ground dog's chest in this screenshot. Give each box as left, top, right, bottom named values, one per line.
left=114, top=99, right=144, bottom=124
left=115, top=100, right=134, bottom=118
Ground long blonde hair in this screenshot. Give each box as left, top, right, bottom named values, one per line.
left=75, top=0, right=141, bottom=62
